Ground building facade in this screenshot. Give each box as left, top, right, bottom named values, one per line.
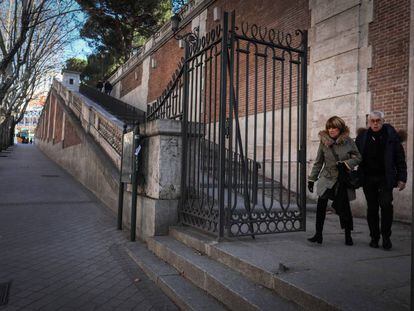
left=107, top=0, right=413, bottom=222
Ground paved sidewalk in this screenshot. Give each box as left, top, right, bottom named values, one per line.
left=0, top=144, right=178, bottom=311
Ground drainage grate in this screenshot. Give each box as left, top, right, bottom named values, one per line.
left=0, top=281, right=11, bottom=306
left=41, top=174, right=60, bottom=178
left=0, top=155, right=8, bottom=157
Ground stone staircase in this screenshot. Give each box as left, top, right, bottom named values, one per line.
left=124, top=226, right=340, bottom=310
left=125, top=234, right=299, bottom=311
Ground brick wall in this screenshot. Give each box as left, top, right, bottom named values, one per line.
left=146, top=33, right=186, bottom=103
left=120, top=63, right=143, bottom=97
left=54, top=103, right=63, bottom=144
left=62, top=115, right=81, bottom=148
left=122, top=0, right=309, bottom=109
left=368, top=0, right=410, bottom=131
left=37, top=91, right=81, bottom=148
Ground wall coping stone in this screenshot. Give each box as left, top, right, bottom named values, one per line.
left=140, top=119, right=182, bottom=138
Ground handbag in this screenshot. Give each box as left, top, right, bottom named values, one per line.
left=329, top=146, right=361, bottom=189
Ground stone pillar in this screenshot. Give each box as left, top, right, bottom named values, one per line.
left=406, top=0, right=414, bottom=216
left=126, top=119, right=182, bottom=239
left=308, top=0, right=373, bottom=216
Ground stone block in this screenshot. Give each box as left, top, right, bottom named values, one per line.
left=314, top=6, right=359, bottom=44
left=140, top=119, right=182, bottom=200
left=141, top=197, right=179, bottom=238
left=311, top=0, right=360, bottom=26
left=312, top=50, right=359, bottom=101
left=312, top=28, right=359, bottom=63
left=359, top=46, right=372, bottom=70
left=359, top=0, right=374, bottom=26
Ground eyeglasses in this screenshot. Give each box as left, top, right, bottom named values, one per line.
left=370, top=119, right=382, bottom=123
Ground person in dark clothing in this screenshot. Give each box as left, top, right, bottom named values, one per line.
left=308, top=116, right=362, bottom=245
left=355, top=111, right=407, bottom=250
left=104, top=81, right=113, bottom=95
left=96, top=80, right=103, bottom=92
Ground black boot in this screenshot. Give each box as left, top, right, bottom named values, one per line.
left=382, top=236, right=392, bottom=250
left=308, top=232, right=323, bottom=244
left=369, top=238, right=379, bottom=248
left=308, top=198, right=328, bottom=244
left=345, top=229, right=353, bottom=246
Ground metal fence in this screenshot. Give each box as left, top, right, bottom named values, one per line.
left=148, top=11, right=308, bottom=238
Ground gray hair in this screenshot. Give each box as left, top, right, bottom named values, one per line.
left=368, top=110, right=385, bottom=120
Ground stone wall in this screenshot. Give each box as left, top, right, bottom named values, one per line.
left=36, top=91, right=120, bottom=214
left=36, top=81, right=183, bottom=239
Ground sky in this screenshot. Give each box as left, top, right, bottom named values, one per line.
left=64, top=38, right=93, bottom=60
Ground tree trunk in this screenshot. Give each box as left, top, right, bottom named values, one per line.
left=9, top=121, right=16, bottom=146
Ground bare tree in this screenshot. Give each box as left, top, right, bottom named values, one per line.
left=0, top=0, right=80, bottom=148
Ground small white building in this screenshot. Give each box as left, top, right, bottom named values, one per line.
left=61, top=70, right=81, bottom=92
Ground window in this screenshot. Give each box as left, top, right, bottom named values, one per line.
left=69, top=78, right=74, bottom=85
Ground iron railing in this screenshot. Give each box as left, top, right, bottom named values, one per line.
left=146, top=61, right=185, bottom=121
left=79, top=84, right=145, bottom=125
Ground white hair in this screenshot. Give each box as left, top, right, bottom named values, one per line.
left=368, top=110, right=385, bottom=120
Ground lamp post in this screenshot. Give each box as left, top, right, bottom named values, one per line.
left=170, top=13, right=199, bottom=45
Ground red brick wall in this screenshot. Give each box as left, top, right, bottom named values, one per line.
left=54, top=103, right=63, bottom=144
left=146, top=33, right=186, bottom=103
left=37, top=91, right=81, bottom=148
left=368, top=0, right=410, bottom=131
left=120, top=63, right=143, bottom=97
left=63, top=115, right=81, bottom=148
left=132, top=0, right=309, bottom=109
left=47, top=98, right=56, bottom=142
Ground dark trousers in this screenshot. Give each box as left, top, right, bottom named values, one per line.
left=315, top=189, right=353, bottom=233
left=362, top=176, right=393, bottom=240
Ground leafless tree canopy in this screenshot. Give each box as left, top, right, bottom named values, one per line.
left=0, top=0, right=80, bottom=127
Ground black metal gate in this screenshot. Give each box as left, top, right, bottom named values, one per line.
left=147, top=11, right=308, bottom=238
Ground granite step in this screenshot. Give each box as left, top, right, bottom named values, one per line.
left=147, top=235, right=300, bottom=311
left=124, top=241, right=227, bottom=311
left=169, top=226, right=337, bottom=311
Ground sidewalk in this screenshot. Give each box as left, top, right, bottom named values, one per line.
left=0, top=144, right=178, bottom=310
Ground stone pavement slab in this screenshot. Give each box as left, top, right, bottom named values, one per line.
left=0, top=144, right=178, bottom=311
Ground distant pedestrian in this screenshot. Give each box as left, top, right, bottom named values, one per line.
left=96, top=80, right=103, bottom=92
left=355, top=111, right=407, bottom=250
left=307, top=116, right=362, bottom=246
left=104, top=81, right=113, bottom=95
left=29, top=138, right=32, bottom=144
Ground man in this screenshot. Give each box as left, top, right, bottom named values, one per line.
left=104, top=81, right=113, bottom=95
left=355, top=111, right=407, bottom=250
left=96, top=80, right=103, bottom=92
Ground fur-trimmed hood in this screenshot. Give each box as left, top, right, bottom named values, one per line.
left=318, top=128, right=350, bottom=147
left=357, top=124, right=407, bottom=142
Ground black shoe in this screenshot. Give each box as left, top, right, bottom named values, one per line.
left=345, top=230, right=353, bottom=246
left=382, top=237, right=392, bottom=250
left=307, top=233, right=322, bottom=244
left=345, top=235, right=353, bottom=246
left=369, top=239, right=379, bottom=248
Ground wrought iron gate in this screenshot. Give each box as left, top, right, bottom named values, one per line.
left=147, top=11, right=308, bottom=238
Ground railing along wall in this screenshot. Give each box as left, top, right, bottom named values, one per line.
left=146, top=60, right=185, bottom=121
left=52, top=79, right=123, bottom=168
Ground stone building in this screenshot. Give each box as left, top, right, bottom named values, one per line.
left=105, top=0, right=413, bottom=222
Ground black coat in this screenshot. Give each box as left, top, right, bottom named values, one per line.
left=355, top=124, right=407, bottom=189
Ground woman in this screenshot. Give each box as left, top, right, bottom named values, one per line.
left=308, top=116, right=362, bottom=245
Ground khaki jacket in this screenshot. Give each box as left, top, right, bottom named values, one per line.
left=309, top=130, right=362, bottom=200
